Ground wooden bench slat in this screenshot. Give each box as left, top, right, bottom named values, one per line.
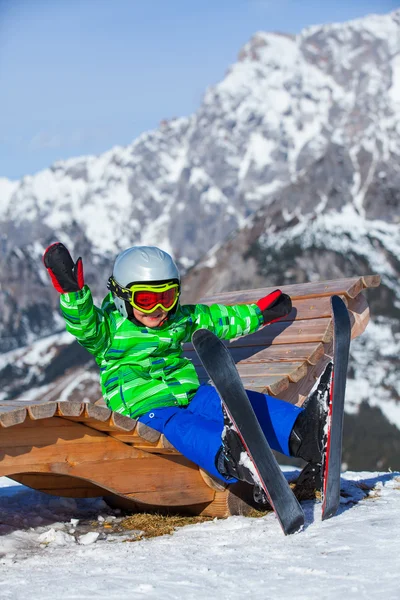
left=0, top=408, right=27, bottom=427
left=279, top=353, right=333, bottom=405
left=10, top=473, right=107, bottom=498
left=184, top=319, right=332, bottom=353
left=136, top=422, right=162, bottom=443
left=28, top=403, right=58, bottom=420
left=362, top=275, right=381, bottom=288
left=200, top=275, right=380, bottom=305
left=186, top=342, right=324, bottom=366
left=198, top=373, right=290, bottom=396
left=61, top=403, right=136, bottom=430
left=0, top=417, right=112, bottom=449
left=85, top=404, right=112, bottom=421
left=62, top=416, right=129, bottom=432
left=108, top=432, right=179, bottom=454
left=54, top=402, right=136, bottom=432
left=62, top=414, right=137, bottom=433
left=232, top=342, right=324, bottom=365
left=280, top=296, right=345, bottom=322
left=191, top=296, right=345, bottom=325
left=195, top=360, right=307, bottom=383
left=109, top=412, right=137, bottom=431
left=56, top=401, right=85, bottom=418
left=348, top=293, right=370, bottom=340
left=236, top=374, right=290, bottom=396
left=237, top=318, right=333, bottom=345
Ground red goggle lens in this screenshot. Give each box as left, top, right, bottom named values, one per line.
left=133, top=288, right=178, bottom=311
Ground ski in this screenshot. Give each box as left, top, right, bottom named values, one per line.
left=192, top=328, right=305, bottom=535
left=321, top=295, right=351, bottom=521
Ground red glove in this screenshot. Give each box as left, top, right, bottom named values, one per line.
left=43, top=242, right=84, bottom=293
left=256, top=290, right=292, bottom=325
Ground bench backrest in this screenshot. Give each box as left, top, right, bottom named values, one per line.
left=183, top=275, right=380, bottom=406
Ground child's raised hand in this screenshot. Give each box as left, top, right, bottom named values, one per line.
left=256, top=290, right=292, bottom=325
left=43, top=242, right=84, bottom=293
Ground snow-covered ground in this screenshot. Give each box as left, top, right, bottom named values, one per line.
left=1, top=471, right=399, bottom=599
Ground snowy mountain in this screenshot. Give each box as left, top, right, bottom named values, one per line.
left=0, top=10, right=399, bottom=468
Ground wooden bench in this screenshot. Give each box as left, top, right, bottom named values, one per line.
left=0, top=275, right=380, bottom=517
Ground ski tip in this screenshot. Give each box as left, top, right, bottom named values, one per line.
left=331, top=295, right=346, bottom=309
left=321, top=508, right=338, bottom=521
left=191, top=328, right=224, bottom=358
left=321, top=500, right=340, bottom=521
left=283, top=514, right=305, bottom=535
left=330, top=294, right=351, bottom=330
left=191, top=328, right=208, bottom=342
left=191, top=328, right=211, bottom=347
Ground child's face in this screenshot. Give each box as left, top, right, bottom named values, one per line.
left=133, top=307, right=168, bottom=328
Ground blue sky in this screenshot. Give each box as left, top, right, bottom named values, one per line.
left=1, top=0, right=399, bottom=179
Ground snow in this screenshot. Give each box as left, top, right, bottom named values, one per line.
left=163, top=146, right=188, bottom=183
left=347, top=318, right=400, bottom=426
left=260, top=205, right=400, bottom=298
left=389, top=54, right=400, bottom=110
left=239, top=133, right=274, bottom=179
left=304, top=10, right=400, bottom=46
left=0, top=177, right=18, bottom=218
left=0, top=331, right=72, bottom=371
left=0, top=471, right=400, bottom=599
left=0, top=330, right=101, bottom=405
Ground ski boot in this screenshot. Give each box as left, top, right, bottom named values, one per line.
left=289, top=362, right=333, bottom=493
left=216, top=407, right=268, bottom=504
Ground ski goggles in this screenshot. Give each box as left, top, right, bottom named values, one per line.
left=108, top=277, right=180, bottom=314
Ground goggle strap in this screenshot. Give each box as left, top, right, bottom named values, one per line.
left=107, top=276, right=131, bottom=302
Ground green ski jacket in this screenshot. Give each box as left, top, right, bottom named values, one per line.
left=60, top=285, right=264, bottom=418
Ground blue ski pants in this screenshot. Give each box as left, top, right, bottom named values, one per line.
left=138, top=384, right=303, bottom=483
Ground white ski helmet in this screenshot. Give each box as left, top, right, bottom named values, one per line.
left=108, top=246, right=180, bottom=320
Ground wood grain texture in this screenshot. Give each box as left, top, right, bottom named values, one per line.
left=185, top=342, right=325, bottom=366
left=347, top=293, right=370, bottom=340
left=10, top=473, right=107, bottom=498
left=278, top=350, right=333, bottom=406
left=0, top=408, right=27, bottom=428
left=199, top=275, right=380, bottom=305
left=28, top=403, right=58, bottom=420
left=0, top=417, right=215, bottom=508
left=196, top=360, right=307, bottom=383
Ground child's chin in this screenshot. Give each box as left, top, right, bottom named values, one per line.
left=143, top=315, right=163, bottom=326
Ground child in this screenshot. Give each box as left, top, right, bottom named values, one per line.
left=43, top=243, right=328, bottom=496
